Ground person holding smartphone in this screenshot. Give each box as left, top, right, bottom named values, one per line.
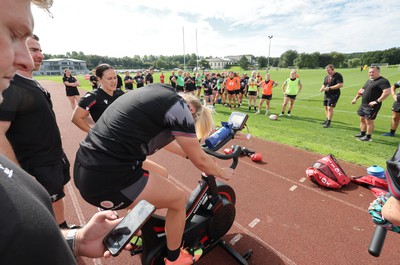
left=0, top=1, right=133, bottom=264
left=74, top=84, right=233, bottom=265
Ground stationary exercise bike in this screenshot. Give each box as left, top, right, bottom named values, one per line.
left=131, top=112, right=253, bottom=264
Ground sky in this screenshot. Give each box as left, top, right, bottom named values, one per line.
left=32, top=0, right=400, bottom=59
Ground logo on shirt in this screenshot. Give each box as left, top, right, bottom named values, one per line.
left=0, top=163, right=14, bottom=178
left=104, top=99, right=108, bottom=104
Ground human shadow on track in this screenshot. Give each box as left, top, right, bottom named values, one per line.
left=198, top=233, right=291, bottom=265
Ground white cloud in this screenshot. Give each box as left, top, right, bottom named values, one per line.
left=31, top=0, right=400, bottom=59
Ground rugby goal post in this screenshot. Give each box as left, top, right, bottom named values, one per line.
left=371, top=63, right=389, bottom=68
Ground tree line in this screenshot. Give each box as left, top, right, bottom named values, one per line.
left=44, top=47, right=400, bottom=71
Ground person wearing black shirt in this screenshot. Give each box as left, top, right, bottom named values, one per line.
left=169, top=70, right=177, bottom=88
left=134, top=70, right=145, bottom=88
left=116, top=73, right=123, bottom=90
left=62, top=68, right=81, bottom=110
left=0, top=34, right=73, bottom=229
left=0, top=1, right=133, bottom=264
left=319, top=64, right=344, bottom=128
left=145, top=67, right=154, bottom=85
left=382, top=80, right=400, bottom=137
left=74, top=84, right=231, bottom=264
left=72, top=64, right=124, bottom=132
left=351, top=66, right=391, bottom=141
left=124, top=70, right=134, bottom=92
left=89, top=69, right=98, bottom=90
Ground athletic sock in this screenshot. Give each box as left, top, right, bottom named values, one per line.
left=391, top=129, right=396, bottom=134
left=361, top=131, right=366, bottom=136
left=366, top=134, right=371, bottom=139
left=288, top=111, right=291, bottom=114
left=167, top=247, right=181, bottom=262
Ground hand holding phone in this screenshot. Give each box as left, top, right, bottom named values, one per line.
left=103, top=200, right=155, bottom=256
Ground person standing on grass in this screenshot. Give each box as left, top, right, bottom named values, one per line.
left=256, top=73, right=278, bottom=115
left=134, top=70, right=145, bottom=88
left=145, top=67, right=154, bottom=85
left=169, top=70, right=177, bottom=89
left=175, top=69, right=185, bottom=92
left=89, top=69, right=98, bottom=90
left=279, top=69, right=302, bottom=117
left=62, top=68, right=80, bottom=110
left=247, top=71, right=258, bottom=112
left=382, top=80, right=400, bottom=137
left=160, top=71, right=165, bottom=83
left=351, top=65, right=390, bottom=142
left=124, top=70, right=134, bottom=92
left=225, top=71, right=239, bottom=110
left=319, top=64, right=344, bottom=128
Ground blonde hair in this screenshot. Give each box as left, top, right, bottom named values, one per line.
left=179, top=93, right=215, bottom=140
left=32, top=0, right=53, bottom=11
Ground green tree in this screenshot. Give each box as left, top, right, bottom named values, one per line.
left=257, top=56, right=268, bottom=68
left=238, top=56, right=250, bottom=70
left=278, top=50, right=298, bottom=68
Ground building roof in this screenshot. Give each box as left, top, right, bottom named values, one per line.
left=43, top=58, right=86, bottom=63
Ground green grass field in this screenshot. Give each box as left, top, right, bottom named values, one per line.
left=36, top=66, right=400, bottom=168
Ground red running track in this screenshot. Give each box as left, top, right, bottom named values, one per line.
left=40, top=80, right=400, bottom=265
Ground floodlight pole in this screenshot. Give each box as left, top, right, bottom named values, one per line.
left=267, top=35, right=273, bottom=72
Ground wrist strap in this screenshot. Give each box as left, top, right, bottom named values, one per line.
left=66, top=229, right=78, bottom=257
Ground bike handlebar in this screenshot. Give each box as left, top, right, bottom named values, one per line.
left=203, top=144, right=242, bottom=170
left=368, top=225, right=387, bottom=257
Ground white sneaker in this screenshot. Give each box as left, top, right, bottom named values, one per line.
left=286, top=113, right=291, bottom=117
left=255, top=110, right=260, bottom=115
left=278, top=113, right=284, bottom=117
left=265, top=110, right=269, bottom=115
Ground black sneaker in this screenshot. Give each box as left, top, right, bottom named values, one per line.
left=357, top=136, right=372, bottom=142
left=323, top=122, right=330, bottom=128
left=320, top=120, right=327, bottom=125
left=354, top=133, right=365, bottom=138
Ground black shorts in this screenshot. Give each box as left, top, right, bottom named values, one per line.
left=323, top=94, right=340, bottom=107
left=285, top=94, right=297, bottom=100
left=27, top=153, right=71, bottom=202
left=262, top=94, right=272, bottom=100
left=74, top=162, right=149, bottom=210
left=204, top=89, right=213, bottom=96
left=227, top=90, right=235, bottom=95
left=66, top=87, right=80, bottom=97
left=357, top=104, right=381, bottom=120
left=248, top=91, right=257, bottom=96
left=392, top=101, right=400, bottom=112
left=176, top=85, right=184, bottom=92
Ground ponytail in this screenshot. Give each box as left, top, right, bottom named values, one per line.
left=179, top=93, right=215, bottom=140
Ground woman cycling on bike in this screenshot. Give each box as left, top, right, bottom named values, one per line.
left=74, top=83, right=232, bottom=265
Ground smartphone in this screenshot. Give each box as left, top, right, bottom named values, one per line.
left=103, top=200, right=156, bottom=256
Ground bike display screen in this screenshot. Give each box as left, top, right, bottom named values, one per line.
left=228, top=112, right=248, bottom=131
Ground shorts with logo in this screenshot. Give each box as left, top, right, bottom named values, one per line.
left=357, top=104, right=381, bottom=120
left=323, top=94, right=340, bottom=107
left=392, top=101, right=400, bottom=112
left=74, top=161, right=149, bottom=210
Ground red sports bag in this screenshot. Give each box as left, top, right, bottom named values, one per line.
left=306, top=154, right=351, bottom=189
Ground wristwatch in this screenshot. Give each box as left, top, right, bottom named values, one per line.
left=66, top=229, right=78, bottom=256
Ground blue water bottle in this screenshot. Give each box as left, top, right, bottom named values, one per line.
left=205, top=125, right=231, bottom=148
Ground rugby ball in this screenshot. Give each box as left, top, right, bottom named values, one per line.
left=269, top=114, right=278, bottom=120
